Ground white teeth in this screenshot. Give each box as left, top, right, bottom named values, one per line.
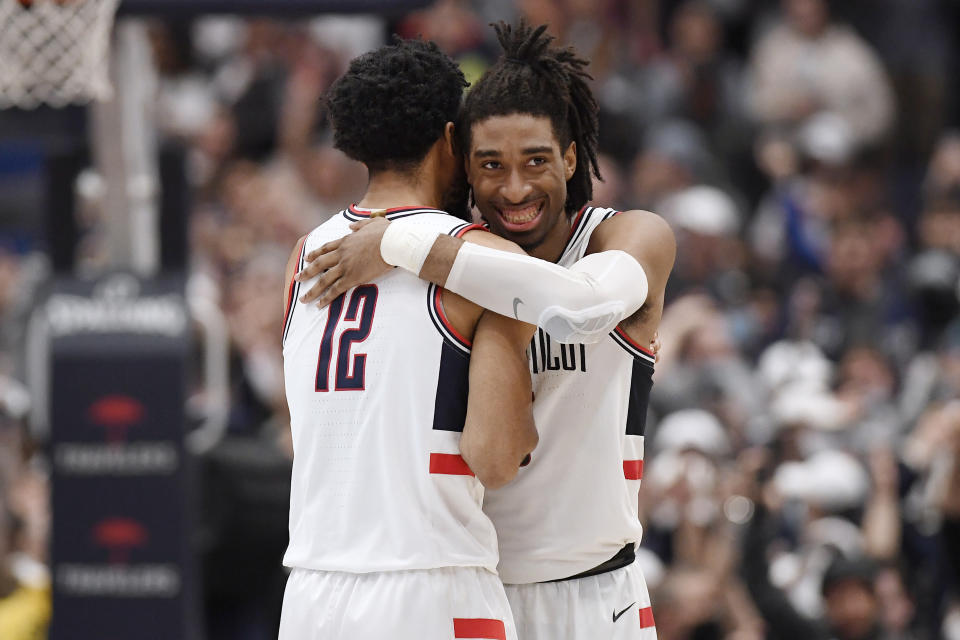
left=501, top=204, right=540, bottom=224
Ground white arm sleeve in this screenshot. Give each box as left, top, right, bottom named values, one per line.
left=444, top=243, right=648, bottom=343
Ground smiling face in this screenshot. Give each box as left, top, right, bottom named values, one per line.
left=465, top=113, right=577, bottom=257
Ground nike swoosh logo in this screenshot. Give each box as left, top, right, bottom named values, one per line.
left=612, top=602, right=636, bottom=623
left=512, top=297, right=524, bottom=320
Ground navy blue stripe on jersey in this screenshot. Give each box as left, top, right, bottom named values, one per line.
left=342, top=204, right=448, bottom=222
left=610, top=326, right=657, bottom=367
left=432, top=341, right=470, bottom=432
left=282, top=237, right=309, bottom=345
left=427, top=283, right=472, bottom=354
left=450, top=222, right=485, bottom=238
left=625, top=358, right=653, bottom=436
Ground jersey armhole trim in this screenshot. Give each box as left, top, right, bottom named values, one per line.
left=427, top=283, right=472, bottom=354
left=451, top=222, right=486, bottom=238
left=282, top=235, right=309, bottom=345
left=610, top=325, right=656, bottom=367
left=564, top=205, right=592, bottom=249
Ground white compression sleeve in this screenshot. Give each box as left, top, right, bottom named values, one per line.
left=445, top=244, right=649, bottom=343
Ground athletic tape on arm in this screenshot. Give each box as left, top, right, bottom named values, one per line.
left=380, top=221, right=440, bottom=274
left=445, top=243, right=648, bottom=343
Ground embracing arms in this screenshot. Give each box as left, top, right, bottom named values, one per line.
left=296, top=210, right=675, bottom=343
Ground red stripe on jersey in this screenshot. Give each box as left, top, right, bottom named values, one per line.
left=282, top=236, right=308, bottom=337
left=639, top=606, right=656, bottom=628
left=614, top=326, right=656, bottom=358
left=565, top=205, right=588, bottom=242
left=454, top=223, right=486, bottom=238
left=623, top=459, right=644, bottom=480
left=433, top=286, right=473, bottom=348
left=429, top=453, right=475, bottom=476
left=348, top=203, right=432, bottom=216
left=453, top=618, right=506, bottom=639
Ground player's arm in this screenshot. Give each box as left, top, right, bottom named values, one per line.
left=583, top=209, right=676, bottom=323
left=282, top=234, right=308, bottom=314
left=297, top=216, right=659, bottom=343
left=460, top=310, right=538, bottom=490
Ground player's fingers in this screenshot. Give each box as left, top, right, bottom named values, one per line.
left=349, top=218, right=378, bottom=231
left=315, top=277, right=347, bottom=309
left=300, top=264, right=342, bottom=303
left=295, top=251, right=338, bottom=282
left=305, top=238, right=342, bottom=263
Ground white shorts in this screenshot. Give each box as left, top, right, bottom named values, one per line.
left=504, top=560, right=657, bottom=640
left=278, top=566, right=518, bottom=640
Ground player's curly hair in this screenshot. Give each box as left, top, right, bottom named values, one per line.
left=458, top=21, right=601, bottom=215
left=325, top=38, right=467, bottom=174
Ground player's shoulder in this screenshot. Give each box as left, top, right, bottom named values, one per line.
left=391, top=211, right=478, bottom=237
left=594, top=206, right=673, bottom=240
left=342, top=204, right=475, bottom=236
left=586, top=205, right=676, bottom=267
left=299, top=208, right=353, bottom=249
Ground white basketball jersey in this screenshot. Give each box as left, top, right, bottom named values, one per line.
left=281, top=205, right=497, bottom=574
left=483, top=206, right=656, bottom=584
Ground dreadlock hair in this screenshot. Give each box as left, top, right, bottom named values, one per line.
left=325, top=37, right=467, bottom=175
left=459, top=21, right=601, bottom=216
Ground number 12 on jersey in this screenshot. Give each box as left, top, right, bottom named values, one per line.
left=316, top=285, right=379, bottom=391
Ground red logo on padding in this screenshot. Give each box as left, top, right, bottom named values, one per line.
left=93, top=518, right=148, bottom=563
left=88, top=395, right=145, bottom=443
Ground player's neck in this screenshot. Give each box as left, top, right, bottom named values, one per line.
left=527, top=213, right=573, bottom=263
left=358, top=170, right=440, bottom=211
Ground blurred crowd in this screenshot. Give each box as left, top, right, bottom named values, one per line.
left=2, top=0, right=960, bottom=638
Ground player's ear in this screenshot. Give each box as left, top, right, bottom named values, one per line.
left=563, top=141, right=577, bottom=181
left=444, top=122, right=457, bottom=158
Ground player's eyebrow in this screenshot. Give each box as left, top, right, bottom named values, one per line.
left=473, top=145, right=553, bottom=158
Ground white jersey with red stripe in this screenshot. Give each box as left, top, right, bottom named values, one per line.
left=281, top=204, right=495, bottom=574
left=483, top=205, right=656, bottom=584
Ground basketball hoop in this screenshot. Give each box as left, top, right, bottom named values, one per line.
left=0, top=0, right=120, bottom=109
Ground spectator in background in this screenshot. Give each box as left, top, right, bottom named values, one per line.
left=397, top=0, right=492, bottom=83
left=640, top=0, right=751, bottom=171
left=0, top=497, right=49, bottom=640
left=820, top=556, right=914, bottom=640
left=747, top=0, right=894, bottom=149
left=628, top=119, right=720, bottom=211
left=658, top=184, right=748, bottom=306
left=0, top=382, right=49, bottom=640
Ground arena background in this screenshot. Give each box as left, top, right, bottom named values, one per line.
left=1, top=0, right=959, bottom=638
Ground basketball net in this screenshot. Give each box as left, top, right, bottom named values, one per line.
left=0, top=0, right=120, bottom=109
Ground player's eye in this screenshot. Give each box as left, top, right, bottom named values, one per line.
left=528, top=157, right=547, bottom=166
left=481, top=161, right=501, bottom=170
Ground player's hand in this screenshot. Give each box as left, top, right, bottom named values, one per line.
left=650, top=331, right=661, bottom=364
left=296, top=217, right=392, bottom=307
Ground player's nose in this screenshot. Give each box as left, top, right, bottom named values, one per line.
left=500, top=168, right=533, bottom=203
